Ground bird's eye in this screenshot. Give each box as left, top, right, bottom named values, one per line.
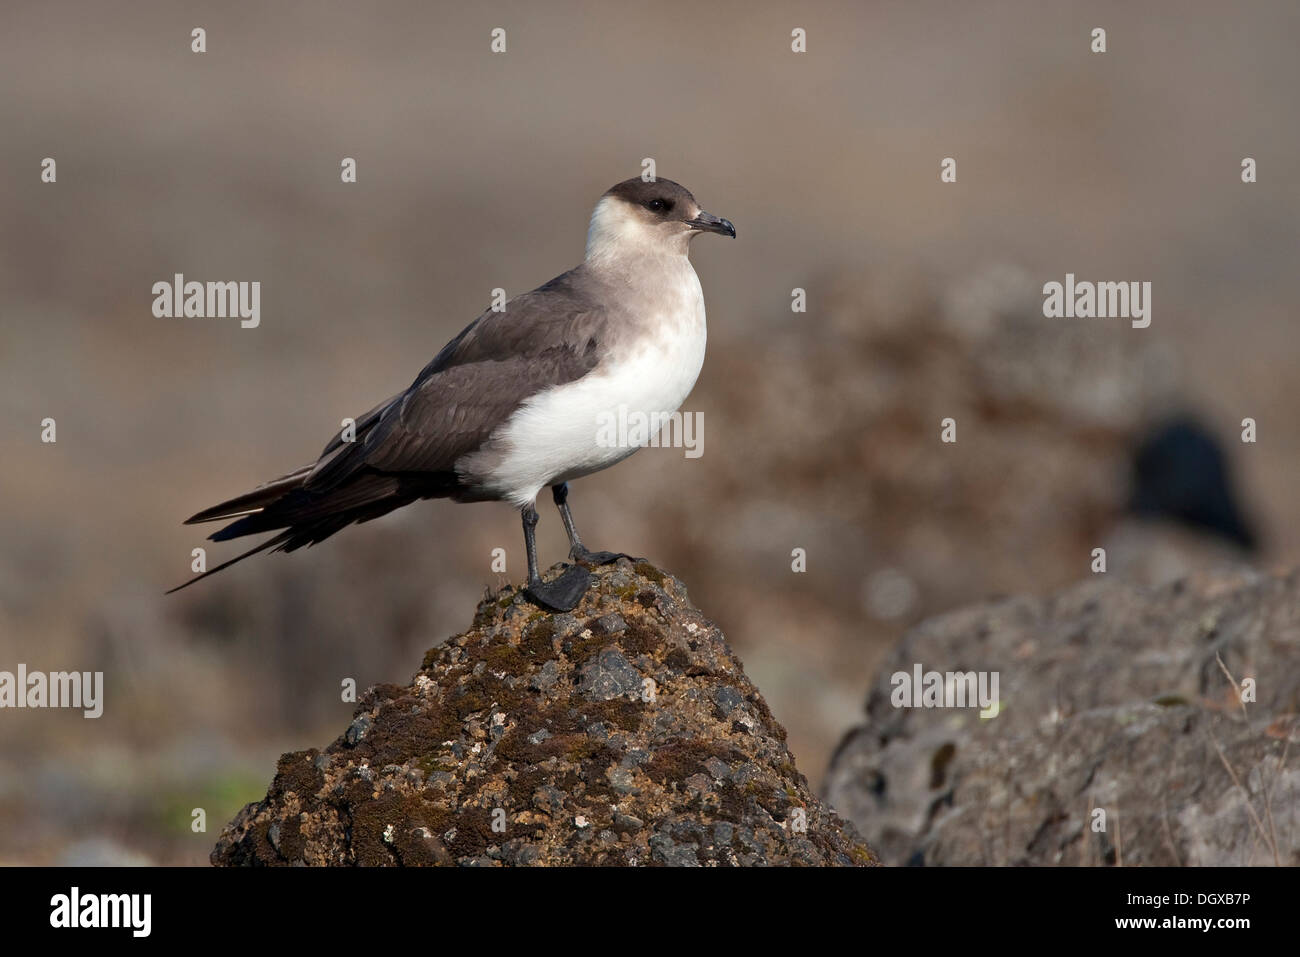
left=647, top=198, right=672, bottom=213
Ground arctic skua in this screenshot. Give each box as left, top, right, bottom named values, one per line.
left=171, top=176, right=735, bottom=611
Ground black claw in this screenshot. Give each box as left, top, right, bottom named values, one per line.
left=524, top=564, right=592, bottom=612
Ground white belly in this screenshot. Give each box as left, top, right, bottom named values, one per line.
left=483, top=286, right=706, bottom=507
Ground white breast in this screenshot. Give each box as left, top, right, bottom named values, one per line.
left=482, top=263, right=707, bottom=507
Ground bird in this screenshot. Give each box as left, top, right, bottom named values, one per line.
left=170, top=176, right=735, bottom=611
left=1129, top=415, right=1258, bottom=551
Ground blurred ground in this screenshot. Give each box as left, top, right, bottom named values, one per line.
left=2, top=1, right=1298, bottom=863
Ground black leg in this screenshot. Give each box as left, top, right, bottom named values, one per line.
left=520, top=501, right=590, bottom=612
left=551, top=482, right=643, bottom=565
left=522, top=503, right=542, bottom=583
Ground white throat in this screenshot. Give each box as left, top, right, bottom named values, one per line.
left=585, top=196, right=692, bottom=267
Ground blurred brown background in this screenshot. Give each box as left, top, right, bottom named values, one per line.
left=2, top=0, right=1297, bottom=864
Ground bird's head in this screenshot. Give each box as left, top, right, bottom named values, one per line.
left=586, top=177, right=735, bottom=263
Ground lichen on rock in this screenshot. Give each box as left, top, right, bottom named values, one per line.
left=212, top=559, right=876, bottom=866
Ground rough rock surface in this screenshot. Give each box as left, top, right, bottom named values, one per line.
left=825, top=567, right=1300, bottom=865
left=213, top=560, right=876, bottom=866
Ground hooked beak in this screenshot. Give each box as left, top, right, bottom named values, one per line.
left=687, top=210, right=736, bottom=238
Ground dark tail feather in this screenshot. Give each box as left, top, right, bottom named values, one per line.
left=206, top=473, right=418, bottom=543
left=164, top=530, right=294, bottom=594
left=207, top=499, right=305, bottom=542
left=170, top=463, right=439, bottom=594
left=183, top=465, right=315, bottom=526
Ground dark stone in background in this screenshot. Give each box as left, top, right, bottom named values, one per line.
left=825, top=568, right=1299, bottom=865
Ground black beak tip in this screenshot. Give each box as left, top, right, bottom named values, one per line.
left=690, top=213, right=736, bottom=238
